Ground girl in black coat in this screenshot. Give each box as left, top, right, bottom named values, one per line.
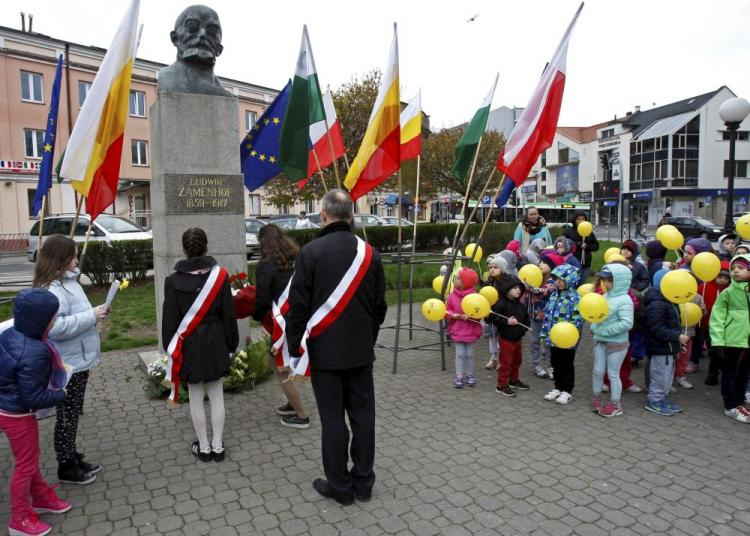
left=162, top=228, right=238, bottom=461
left=252, top=225, right=310, bottom=429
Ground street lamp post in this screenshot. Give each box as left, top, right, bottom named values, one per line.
left=718, top=97, right=750, bottom=231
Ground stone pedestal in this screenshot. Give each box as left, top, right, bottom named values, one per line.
left=149, top=92, right=249, bottom=349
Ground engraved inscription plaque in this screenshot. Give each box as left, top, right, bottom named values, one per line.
left=164, top=173, right=244, bottom=215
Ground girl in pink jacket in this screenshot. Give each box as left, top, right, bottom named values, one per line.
left=446, top=268, right=484, bottom=388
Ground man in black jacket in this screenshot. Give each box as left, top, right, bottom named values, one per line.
left=285, top=189, right=387, bottom=505
left=564, top=212, right=599, bottom=283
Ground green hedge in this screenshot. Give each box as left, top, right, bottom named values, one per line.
left=77, top=239, right=153, bottom=286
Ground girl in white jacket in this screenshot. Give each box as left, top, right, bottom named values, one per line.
left=33, top=234, right=108, bottom=485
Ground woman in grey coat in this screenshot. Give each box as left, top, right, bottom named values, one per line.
left=34, top=234, right=108, bottom=485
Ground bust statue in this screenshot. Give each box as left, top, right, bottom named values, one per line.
left=157, top=5, right=232, bottom=97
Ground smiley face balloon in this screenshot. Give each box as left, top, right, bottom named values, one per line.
left=578, top=292, right=609, bottom=323
left=659, top=269, right=698, bottom=304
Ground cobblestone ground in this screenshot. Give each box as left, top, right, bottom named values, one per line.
left=2, top=305, right=750, bottom=535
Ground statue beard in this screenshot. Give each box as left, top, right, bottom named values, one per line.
left=179, top=41, right=219, bottom=66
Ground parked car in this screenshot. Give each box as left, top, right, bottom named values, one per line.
left=661, top=216, right=723, bottom=240
left=259, top=215, right=320, bottom=231
left=379, top=216, right=413, bottom=227
left=245, top=218, right=267, bottom=259
left=353, top=214, right=387, bottom=228
left=27, top=214, right=152, bottom=262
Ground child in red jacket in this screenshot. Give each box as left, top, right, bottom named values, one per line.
left=704, top=262, right=731, bottom=385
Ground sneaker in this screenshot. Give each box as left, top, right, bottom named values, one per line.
left=626, top=384, right=643, bottom=393
left=544, top=389, right=562, bottom=401
left=685, top=362, right=699, bottom=374
left=8, top=512, right=51, bottom=536
left=601, top=384, right=610, bottom=393
left=495, top=385, right=516, bottom=397
left=724, top=407, right=750, bottom=423
left=509, top=380, right=530, bottom=391
left=704, top=373, right=719, bottom=386
left=75, top=452, right=101, bottom=475
left=664, top=400, right=683, bottom=413
left=32, top=484, right=71, bottom=514
left=644, top=400, right=674, bottom=416
left=454, top=375, right=464, bottom=388
left=281, top=415, right=311, bottom=429
left=675, top=377, right=693, bottom=389
left=669, top=386, right=677, bottom=394
left=191, top=441, right=212, bottom=462
left=534, top=365, right=548, bottom=378
left=555, top=392, right=573, bottom=405
left=485, top=359, right=498, bottom=370
left=591, top=397, right=602, bottom=413
left=598, top=402, right=623, bottom=417
left=276, top=402, right=296, bottom=416
left=466, top=375, right=476, bottom=387
left=57, top=462, right=96, bottom=485
left=211, top=442, right=226, bottom=462
left=547, top=367, right=555, bottom=381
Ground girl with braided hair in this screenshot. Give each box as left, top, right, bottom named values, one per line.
left=162, top=228, right=239, bottom=461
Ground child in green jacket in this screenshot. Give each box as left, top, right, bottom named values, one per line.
left=709, top=254, right=750, bottom=423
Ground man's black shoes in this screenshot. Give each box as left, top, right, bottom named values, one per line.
left=312, top=478, right=355, bottom=506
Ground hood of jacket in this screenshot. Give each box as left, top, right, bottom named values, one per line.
left=605, top=263, right=632, bottom=298
left=498, top=250, right=518, bottom=272
left=554, top=237, right=575, bottom=255
left=727, top=253, right=750, bottom=292
left=452, top=287, right=476, bottom=299
left=551, top=263, right=580, bottom=290
left=528, top=238, right=547, bottom=255
left=685, top=238, right=714, bottom=255
left=646, top=240, right=667, bottom=260
left=174, top=255, right=217, bottom=273
left=718, top=233, right=738, bottom=256
left=499, top=276, right=525, bottom=299
left=12, top=288, right=59, bottom=339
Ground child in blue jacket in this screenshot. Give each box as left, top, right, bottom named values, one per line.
left=0, top=288, right=71, bottom=536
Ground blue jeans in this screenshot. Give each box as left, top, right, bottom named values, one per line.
left=529, top=318, right=548, bottom=369
left=487, top=323, right=498, bottom=361
left=592, top=342, right=628, bottom=401
left=579, top=266, right=591, bottom=284
left=648, top=355, right=675, bottom=405
left=454, top=342, right=476, bottom=377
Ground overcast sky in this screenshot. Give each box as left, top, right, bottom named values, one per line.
left=3, top=0, right=749, bottom=130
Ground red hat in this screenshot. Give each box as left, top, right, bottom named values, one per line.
left=457, top=267, right=479, bottom=289
left=505, top=240, right=521, bottom=258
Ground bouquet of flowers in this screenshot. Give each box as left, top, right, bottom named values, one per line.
left=230, top=271, right=256, bottom=319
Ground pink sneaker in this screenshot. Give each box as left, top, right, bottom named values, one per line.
left=32, top=484, right=71, bottom=514
left=598, top=402, right=624, bottom=418
left=8, top=512, right=51, bottom=536
left=592, top=396, right=602, bottom=413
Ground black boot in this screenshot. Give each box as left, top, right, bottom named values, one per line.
left=75, top=452, right=101, bottom=475
left=58, top=461, right=96, bottom=485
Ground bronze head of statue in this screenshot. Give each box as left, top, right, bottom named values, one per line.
left=157, top=5, right=232, bottom=97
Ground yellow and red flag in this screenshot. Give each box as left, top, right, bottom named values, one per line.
left=399, top=90, right=422, bottom=162
left=60, top=0, right=139, bottom=219
left=343, top=25, right=400, bottom=201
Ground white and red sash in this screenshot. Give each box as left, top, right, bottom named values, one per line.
left=165, top=264, right=227, bottom=403
left=269, top=279, right=292, bottom=370
left=289, top=237, right=373, bottom=378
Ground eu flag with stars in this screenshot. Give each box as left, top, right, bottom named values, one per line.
left=32, top=55, right=63, bottom=217
left=241, top=80, right=291, bottom=192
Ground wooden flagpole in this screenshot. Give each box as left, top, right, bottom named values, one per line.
left=323, top=120, right=341, bottom=188
left=311, top=147, right=329, bottom=192
left=451, top=136, right=484, bottom=250
left=477, top=173, right=507, bottom=243
left=38, top=194, right=47, bottom=247
left=458, top=167, right=496, bottom=246
left=70, top=196, right=84, bottom=238
left=392, top=169, right=404, bottom=373
left=407, top=154, right=421, bottom=339
left=77, top=218, right=94, bottom=276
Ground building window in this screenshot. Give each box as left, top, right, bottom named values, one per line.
left=369, top=204, right=378, bottom=215
left=722, top=130, right=749, bottom=141
left=541, top=171, right=547, bottom=182
left=78, top=81, right=92, bottom=108
left=24, top=129, right=45, bottom=158
left=276, top=204, right=289, bottom=215
left=541, top=185, right=547, bottom=195
left=27, top=189, right=37, bottom=217
left=601, top=128, right=614, bottom=139
left=131, top=140, right=148, bottom=166
left=20, top=71, right=44, bottom=103
left=304, top=200, right=315, bottom=213
left=724, top=160, right=749, bottom=178
left=248, top=194, right=261, bottom=215
left=245, top=110, right=257, bottom=132
left=129, top=90, right=146, bottom=117
left=540, top=151, right=547, bottom=167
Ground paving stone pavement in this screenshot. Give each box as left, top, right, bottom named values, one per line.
left=2, top=304, right=750, bottom=535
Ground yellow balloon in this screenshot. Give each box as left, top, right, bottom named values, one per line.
left=464, top=243, right=483, bottom=262
left=679, top=302, right=703, bottom=328
left=691, top=252, right=721, bottom=282
left=550, top=321, right=580, bottom=349
left=577, top=283, right=594, bottom=297
left=579, top=292, right=609, bottom=323
left=461, top=293, right=491, bottom=320
left=519, top=264, right=543, bottom=288
left=660, top=269, right=698, bottom=304
left=479, top=286, right=499, bottom=306
left=577, top=221, right=593, bottom=237
left=607, top=253, right=627, bottom=264
left=604, top=247, right=620, bottom=263
left=737, top=213, right=750, bottom=240
left=656, top=224, right=678, bottom=241
left=422, top=299, right=447, bottom=322
left=659, top=227, right=684, bottom=250
left=432, top=276, right=453, bottom=295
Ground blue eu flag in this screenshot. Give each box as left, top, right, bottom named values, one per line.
left=32, top=55, right=63, bottom=217
left=241, top=80, right=291, bottom=192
